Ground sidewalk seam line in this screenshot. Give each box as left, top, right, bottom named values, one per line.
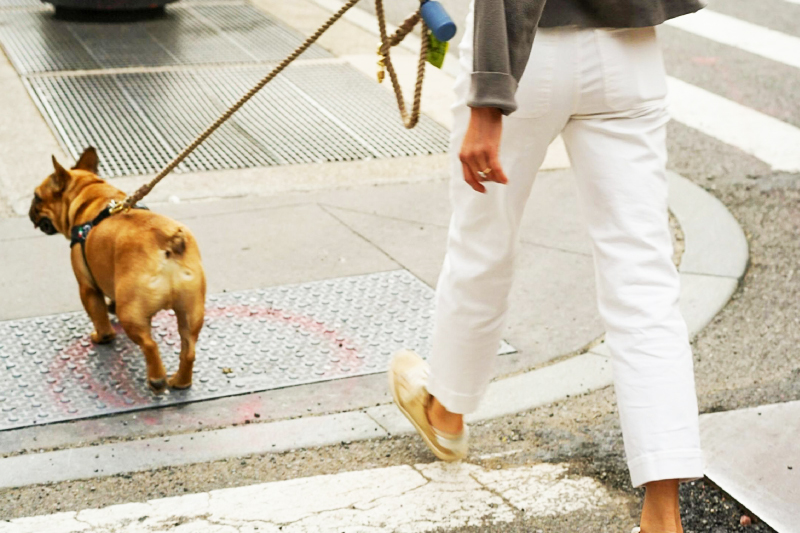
left=321, top=202, right=595, bottom=258
left=679, top=270, right=743, bottom=280
left=363, top=409, right=394, bottom=435
left=318, top=203, right=410, bottom=276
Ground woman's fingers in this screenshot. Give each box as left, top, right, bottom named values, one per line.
left=476, top=151, right=508, bottom=185
left=471, top=149, right=507, bottom=186
left=488, top=153, right=508, bottom=185
left=462, top=161, right=486, bottom=193
left=474, top=152, right=491, bottom=181
left=459, top=148, right=485, bottom=192
left=459, top=106, right=506, bottom=192
left=461, top=148, right=504, bottom=193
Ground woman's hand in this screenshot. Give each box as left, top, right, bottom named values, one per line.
left=459, top=107, right=508, bottom=193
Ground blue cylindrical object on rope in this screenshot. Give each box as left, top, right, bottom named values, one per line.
left=420, top=1, right=457, bottom=42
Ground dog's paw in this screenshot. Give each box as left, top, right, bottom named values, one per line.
left=91, top=331, right=116, bottom=344
left=168, top=373, right=192, bottom=390
left=148, top=378, right=168, bottom=394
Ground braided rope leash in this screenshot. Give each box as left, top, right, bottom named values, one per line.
left=116, top=0, right=428, bottom=213
left=376, top=6, right=428, bottom=129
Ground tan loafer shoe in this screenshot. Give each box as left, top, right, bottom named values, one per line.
left=388, top=349, right=468, bottom=461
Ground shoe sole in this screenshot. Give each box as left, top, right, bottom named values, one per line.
left=388, top=366, right=462, bottom=462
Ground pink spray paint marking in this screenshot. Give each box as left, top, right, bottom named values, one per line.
left=45, top=302, right=365, bottom=414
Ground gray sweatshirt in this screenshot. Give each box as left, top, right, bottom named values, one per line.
left=469, top=0, right=705, bottom=114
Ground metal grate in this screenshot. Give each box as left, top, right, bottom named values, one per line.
left=0, top=0, right=43, bottom=9
left=0, top=10, right=101, bottom=72
left=189, top=4, right=331, bottom=64
left=0, top=0, right=241, bottom=8
left=0, top=270, right=514, bottom=431
left=25, top=62, right=451, bottom=177
left=0, top=4, right=330, bottom=74
left=177, top=0, right=245, bottom=3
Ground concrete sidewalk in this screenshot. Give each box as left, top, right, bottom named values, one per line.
left=0, top=169, right=602, bottom=433
left=0, top=165, right=748, bottom=486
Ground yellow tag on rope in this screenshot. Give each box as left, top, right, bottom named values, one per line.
left=427, top=33, right=448, bottom=69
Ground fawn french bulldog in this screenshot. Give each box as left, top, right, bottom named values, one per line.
left=28, top=147, right=206, bottom=393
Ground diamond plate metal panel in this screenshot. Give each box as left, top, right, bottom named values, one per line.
left=24, top=62, right=450, bottom=177
left=0, top=271, right=515, bottom=431
left=0, top=4, right=330, bottom=74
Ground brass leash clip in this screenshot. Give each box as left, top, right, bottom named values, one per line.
left=108, top=199, right=128, bottom=216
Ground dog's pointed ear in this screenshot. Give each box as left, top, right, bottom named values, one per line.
left=51, top=155, right=71, bottom=191
left=72, top=147, right=99, bottom=174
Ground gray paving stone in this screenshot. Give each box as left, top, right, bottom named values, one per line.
left=504, top=244, right=601, bottom=368
left=365, top=404, right=415, bottom=436
left=668, top=171, right=749, bottom=279
left=469, top=353, right=613, bottom=422
left=519, top=170, right=592, bottom=255
left=0, top=52, right=66, bottom=217
left=323, top=205, right=447, bottom=287
left=679, top=272, right=739, bottom=337
left=0, top=232, right=78, bottom=320
left=319, top=169, right=592, bottom=256
left=0, top=411, right=387, bottom=489
left=185, top=203, right=399, bottom=295
left=0, top=203, right=400, bottom=320
left=700, top=401, right=800, bottom=533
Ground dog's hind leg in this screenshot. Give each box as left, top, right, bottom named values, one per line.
left=79, top=284, right=116, bottom=344
left=118, top=310, right=168, bottom=394
left=168, top=293, right=204, bottom=390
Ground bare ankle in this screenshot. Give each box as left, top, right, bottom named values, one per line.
left=427, top=397, right=464, bottom=434
left=641, top=479, right=683, bottom=533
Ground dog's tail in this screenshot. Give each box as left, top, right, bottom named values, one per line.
left=165, top=228, right=187, bottom=259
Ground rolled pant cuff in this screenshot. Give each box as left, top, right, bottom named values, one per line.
left=427, top=376, right=484, bottom=415
left=628, top=449, right=705, bottom=488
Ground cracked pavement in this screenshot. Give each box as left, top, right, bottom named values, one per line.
left=0, top=462, right=616, bottom=532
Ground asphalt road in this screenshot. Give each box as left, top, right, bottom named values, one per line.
left=1, top=0, right=799, bottom=531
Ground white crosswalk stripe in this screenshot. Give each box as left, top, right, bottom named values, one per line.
left=0, top=462, right=612, bottom=533
left=668, top=77, right=800, bottom=172
left=665, top=9, right=800, bottom=69
left=661, top=9, right=800, bottom=172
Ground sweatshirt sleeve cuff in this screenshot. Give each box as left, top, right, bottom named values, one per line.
left=467, top=71, right=518, bottom=115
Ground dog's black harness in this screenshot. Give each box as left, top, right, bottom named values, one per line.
left=69, top=200, right=148, bottom=290
left=70, top=201, right=149, bottom=248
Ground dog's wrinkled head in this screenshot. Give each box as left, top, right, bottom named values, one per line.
left=30, top=147, right=100, bottom=237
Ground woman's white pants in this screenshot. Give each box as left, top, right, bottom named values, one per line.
left=427, top=20, right=704, bottom=488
